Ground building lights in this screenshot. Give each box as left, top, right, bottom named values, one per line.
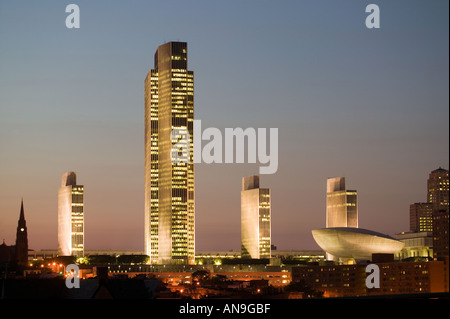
left=145, top=42, right=195, bottom=265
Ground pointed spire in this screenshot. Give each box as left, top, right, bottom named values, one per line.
left=16, top=198, right=28, bottom=266
left=19, top=197, right=25, bottom=221
left=17, top=198, right=27, bottom=230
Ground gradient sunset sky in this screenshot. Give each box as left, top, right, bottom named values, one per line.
left=0, top=0, right=448, bottom=252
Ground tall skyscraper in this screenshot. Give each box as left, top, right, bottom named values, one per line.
left=58, top=172, right=85, bottom=257
left=144, top=42, right=195, bottom=264
left=427, top=167, right=449, bottom=213
left=15, top=199, right=28, bottom=266
left=428, top=167, right=449, bottom=259
left=241, top=175, right=271, bottom=259
left=326, top=177, right=358, bottom=228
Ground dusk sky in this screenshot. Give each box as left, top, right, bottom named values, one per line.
left=0, top=1, right=448, bottom=253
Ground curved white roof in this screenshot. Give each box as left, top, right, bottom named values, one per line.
left=312, top=227, right=404, bottom=260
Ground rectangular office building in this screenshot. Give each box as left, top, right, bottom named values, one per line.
left=326, top=177, right=358, bottom=228
left=58, top=171, right=84, bottom=257
left=144, top=42, right=195, bottom=264
left=241, top=176, right=271, bottom=259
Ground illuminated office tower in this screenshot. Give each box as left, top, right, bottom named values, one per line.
left=410, top=202, right=433, bottom=232
left=427, top=167, right=449, bottom=213
left=58, top=172, right=84, bottom=257
left=144, top=42, right=195, bottom=264
left=326, top=177, right=358, bottom=228
left=427, top=167, right=449, bottom=259
left=241, top=176, right=271, bottom=259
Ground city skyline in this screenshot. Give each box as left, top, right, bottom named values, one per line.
left=0, top=1, right=448, bottom=253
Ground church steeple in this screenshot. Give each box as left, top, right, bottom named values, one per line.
left=15, top=199, right=28, bottom=266
left=19, top=198, right=26, bottom=223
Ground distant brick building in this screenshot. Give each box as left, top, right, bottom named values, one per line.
left=291, top=258, right=448, bottom=297
left=0, top=241, right=16, bottom=264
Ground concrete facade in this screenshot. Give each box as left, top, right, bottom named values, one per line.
left=58, top=172, right=84, bottom=257
left=241, top=176, right=271, bottom=259
left=326, top=177, right=358, bottom=229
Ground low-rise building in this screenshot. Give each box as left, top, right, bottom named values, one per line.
left=393, top=231, right=433, bottom=260
left=292, top=258, right=448, bottom=298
